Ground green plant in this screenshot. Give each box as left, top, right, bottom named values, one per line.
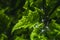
left=0, top=0, right=60, bottom=40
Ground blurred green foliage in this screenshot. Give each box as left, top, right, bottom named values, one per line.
left=0, top=0, right=60, bottom=40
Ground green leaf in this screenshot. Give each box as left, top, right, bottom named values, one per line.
left=11, top=10, right=40, bottom=33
